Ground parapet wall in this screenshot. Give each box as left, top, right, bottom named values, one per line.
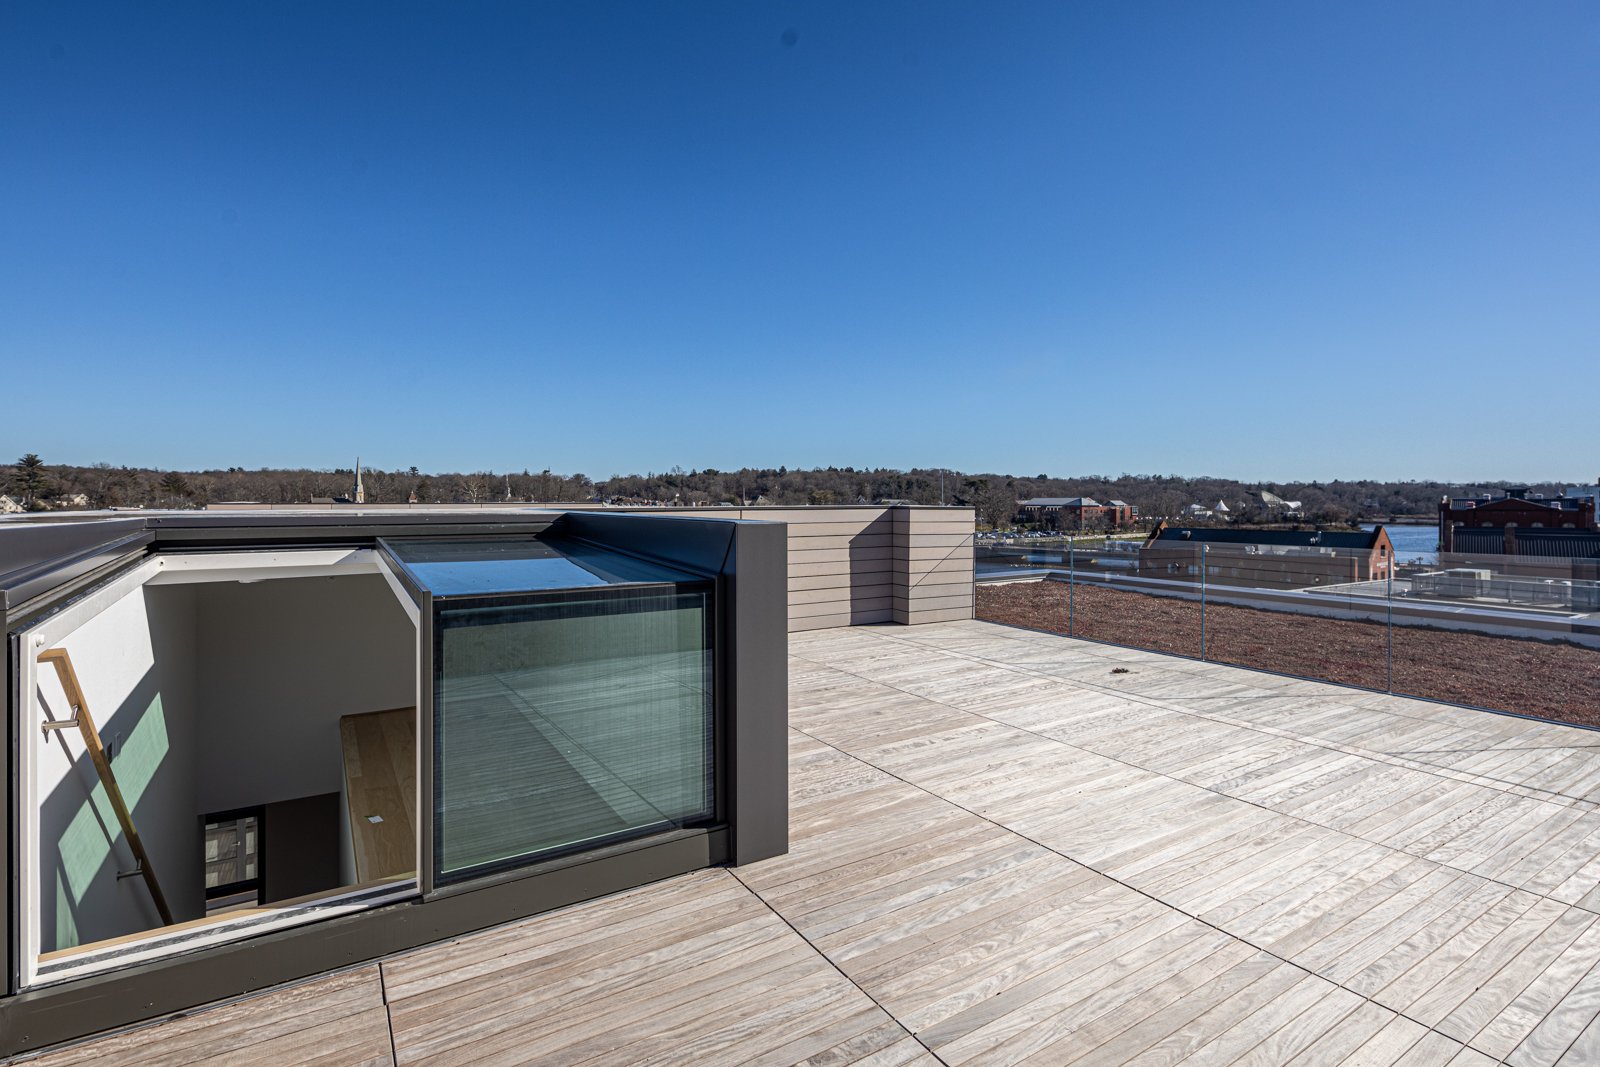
left=645, top=505, right=975, bottom=632
left=199, top=502, right=977, bottom=633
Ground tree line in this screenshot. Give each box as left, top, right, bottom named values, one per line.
left=3, top=454, right=1579, bottom=530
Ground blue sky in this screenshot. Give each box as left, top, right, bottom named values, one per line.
left=3, top=2, right=1596, bottom=481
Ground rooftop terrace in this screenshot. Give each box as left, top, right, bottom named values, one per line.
left=21, top=620, right=1600, bottom=1066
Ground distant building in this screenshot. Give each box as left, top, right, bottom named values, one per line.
left=1180, top=500, right=1234, bottom=521
left=1447, top=526, right=1600, bottom=567
left=1439, top=485, right=1597, bottom=553
left=1563, top=482, right=1600, bottom=505
left=329, top=459, right=368, bottom=505
left=1139, top=523, right=1396, bottom=588
left=1019, top=497, right=1136, bottom=530
left=1256, top=490, right=1303, bottom=515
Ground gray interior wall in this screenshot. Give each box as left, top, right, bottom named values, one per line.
left=36, top=584, right=206, bottom=951
left=262, top=793, right=342, bottom=903
left=144, top=587, right=205, bottom=923
left=37, top=571, right=416, bottom=952
left=194, top=574, right=414, bottom=815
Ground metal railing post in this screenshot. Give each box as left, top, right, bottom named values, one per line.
left=1200, top=544, right=1208, bottom=661
left=1386, top=567, right=1394, bottom=693
left=1067, top=536, right=1075, bottom=635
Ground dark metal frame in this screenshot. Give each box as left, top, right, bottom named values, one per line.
left=0, top=509, right=788, bottom=1057
left=374, top=534, right=722, bottom=893
left=201, top=806, right=267, bottom=908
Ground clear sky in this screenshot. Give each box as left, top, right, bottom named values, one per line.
left=3, top=2, right=1596, bottom=482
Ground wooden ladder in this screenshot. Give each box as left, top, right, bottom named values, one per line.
left=37, top=648, right=175, bottom=927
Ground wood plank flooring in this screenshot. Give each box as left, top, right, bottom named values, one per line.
left=16, top=966, right=394, bottom=1067
left=341, top=707, right=419, bottom=882
left=14, top=620, right=1600, bottom=1065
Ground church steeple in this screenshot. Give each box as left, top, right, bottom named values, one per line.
left=353, top=458, right=365, bottom=505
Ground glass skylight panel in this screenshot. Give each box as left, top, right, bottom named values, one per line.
left=382, top=537, right=700, bottom=597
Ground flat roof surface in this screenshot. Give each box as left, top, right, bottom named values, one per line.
left=1152, top=526, right=1383, bottom=550
left=24, top=620, right=1600, bottom=1065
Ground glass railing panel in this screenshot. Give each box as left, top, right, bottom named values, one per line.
left=973, top=534, right=1079, bottom=635
left=976, top=521, right=1600, bottom=730
left=1390, top=549, right=1600, bottom=724
left=1199, top=543, right=1391, bottom=691
left=975, top=537, right=1203, bottom=657
left=1067, top=541, right=1204, bottom=658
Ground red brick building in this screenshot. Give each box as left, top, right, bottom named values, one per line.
left=1438, top=486, right=1597, bottom=553
left=1019, top=497, right=1137, bottom=531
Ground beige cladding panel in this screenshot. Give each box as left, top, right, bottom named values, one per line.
left=896, top=611, right=974, bottom=627
left=883, top=507, right=975, bottom=629
left=788, top=560, right=894, bottom=579
left=776, top=520, right=896, bottom=538
left=788, top=546, right=896, bottom=565
left=789, top=583, right=895, bottom=606
left=199, top=503, right=970, bottom=633
left=899, top=582, right=974, bottom=602
left=637, top=504, right=973, bottom=633
left=789, top=597, right=894, bottom=621
left=787, top=571, right=892, bottom=592
left=905, top=559, right=973, bottom=580
left=893, top=592, right=974, bottom=612
left=790, top=609, right=894, bottom=631
left=778, top=533, right=897, bottom=551
left=902, top=542, right=974, bottom=560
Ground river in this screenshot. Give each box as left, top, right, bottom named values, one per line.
left=1365, top=523, right=1438, bottom=564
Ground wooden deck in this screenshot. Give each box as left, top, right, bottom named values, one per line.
left=18, top=620, right=1600, bottom=1066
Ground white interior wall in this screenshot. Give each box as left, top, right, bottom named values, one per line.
left=30, top=562, right=417, bottom=959
left=33, top=583, right=206, bottom=952
left=194, top=573, right=416, bottom=815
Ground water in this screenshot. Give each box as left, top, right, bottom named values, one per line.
left=1367, top=523, right=1438, bottom=565
left=976, top=545, right=1063, bottom=578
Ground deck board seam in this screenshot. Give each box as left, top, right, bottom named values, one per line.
left=869, top=624, right=1600, bottom=812
left=785, top=648, right=1563, bottom=1062
left=724, top=865, right=952, bottom=1066
left=787, top=718, right=1523, bottom=1063
left=786, top=640, right=1600, bottom=920
left=377, top=962, right=400, bottom=1067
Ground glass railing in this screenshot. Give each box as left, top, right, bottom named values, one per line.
left=975, top=533, right=1600, bottom=727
